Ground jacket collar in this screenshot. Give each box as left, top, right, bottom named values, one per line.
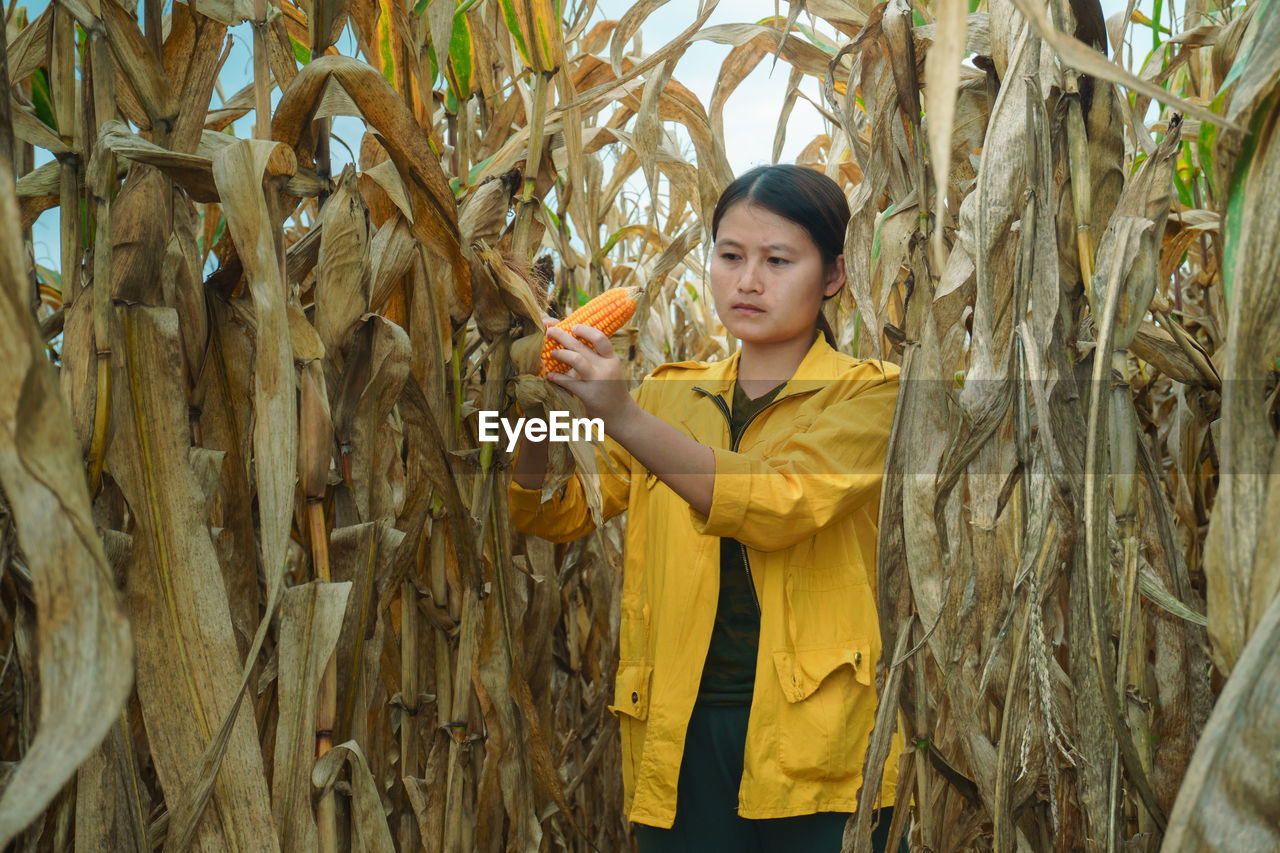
left=692, top=332, right=841, bottom=400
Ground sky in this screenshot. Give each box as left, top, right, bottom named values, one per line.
left=21, top=0, right=1138, bottom=273
left=592, top=0, right=831, bottom=171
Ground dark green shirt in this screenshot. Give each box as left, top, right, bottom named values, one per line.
left=697, top=378, right=787, bottom=707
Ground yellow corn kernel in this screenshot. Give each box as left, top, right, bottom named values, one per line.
left=540, top=287, right=640, bottom=375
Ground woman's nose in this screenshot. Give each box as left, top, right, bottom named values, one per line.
left=737, top=259, right=765, bottom=292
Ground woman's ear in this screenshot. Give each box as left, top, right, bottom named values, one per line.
left=823, top=255, right=846, bottom=299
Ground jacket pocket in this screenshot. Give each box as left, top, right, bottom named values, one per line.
left=609, top=662, right=654, bottom=798
left=771, top=643, right=876, bottom=782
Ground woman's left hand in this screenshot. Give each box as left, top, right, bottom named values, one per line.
left=545, top=324, right=635, bottom=429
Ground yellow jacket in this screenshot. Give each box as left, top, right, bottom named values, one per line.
left=508, top=333, right=902, bottom=828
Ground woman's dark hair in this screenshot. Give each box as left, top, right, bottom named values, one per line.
left=711, top=164, right=850, bottom=346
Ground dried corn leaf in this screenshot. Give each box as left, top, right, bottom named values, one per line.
left=272, top=581, right=352, bottom=851
left=1163, top=590, right=1280, bottom=851
left=210, top=138, right=298, bottom=601
left=331, top=521, right=404, bottom=741
left=312, top=741, right=396, bottom=853
left=0, top=166, right=133, bottom=848
left=73, top=718, right=148, bottom=853
left=332, top=314, right=411, bottom=523
left=1202, top=91, right=1280, bottom=674
left=273, top=56, right=472, bottom=321
left=924, top=0, right=967, bottom=265
left=369, top=215, right=417, bottom=313
left=107, top=304, right=276, bottom=852
left=315, top=167, right=372, bottom=362
left=1006, top=0, right=1240, bottom=129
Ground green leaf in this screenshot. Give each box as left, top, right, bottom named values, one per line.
left=1172, top=167, right=1194, bottom=209
left=447, top=7, right=474, bottom=101
left=467, top=153, right=497, bottom=184
left=1219, top=0, right=1275, bottom=92
left=30, top=69, right=57, bottom=131
left=870, top=201, right=899, bottom=269
left=496, top=0, right=533, bottom=67
left=792, top=21, right=838, bottom=55
left=541, top=202, right=561, bottom=230
left=290, top=35, right=311, bottom=65
left=576, top=286, right=590, bottom=307
left=594, top=224, right=644, bottom=263
left=80, top=197, right=94, bottom=249
left=1222, top=91, right=1276, bottom=304
left=428, top=34, right=441, bottom=88
left=377, top=0, right=398, bottom=84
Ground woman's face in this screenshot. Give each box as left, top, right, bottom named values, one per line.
left=709, top=201, right=844, bottom=348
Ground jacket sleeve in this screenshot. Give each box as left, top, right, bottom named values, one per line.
left=507, top=385, right=644, bottom=543
left=686, top=373, right=899, bottom=552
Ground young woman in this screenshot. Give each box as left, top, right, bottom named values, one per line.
left=508, top=165, right=903, bottom=852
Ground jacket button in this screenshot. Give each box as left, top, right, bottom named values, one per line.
left=855, top=652, right=863, bottom=666
left=631, top=691, right=639, bottom=704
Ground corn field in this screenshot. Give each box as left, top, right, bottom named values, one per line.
left=0, top=0, right=1277, bottom=848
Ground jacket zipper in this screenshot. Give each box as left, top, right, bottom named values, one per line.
left=692, top=385, right=819, bottom=615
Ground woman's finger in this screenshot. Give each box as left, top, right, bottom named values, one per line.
left=547, top=369, right=580, bottom=393
left=570, top=324, right=614, bottom=357
left=548, top=327, right=597, bottom=360
left=550, top=348, right=577, bottom=369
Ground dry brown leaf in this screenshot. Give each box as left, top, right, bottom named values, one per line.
left=312, top=741, right=396, bottom=853
left=73, top=718, right=149, bottom=853
left=1201, top=90, right=1280, bottom=674
left=924, top=0, right=967, bottom=266
left=1162, top=591, right=1280, bottom=851
left=315, top=166, right=372, bottom=362
left=272, top=56, right=472, bottom=322
left=0, top=164, right=134, bottom=848
left=107, top=304, right=276, bottom=852
left=210, top=138, right=298, bottom=596
left=332, top=314, right=412, bottom=523
left=272, top=581, right=352, bottom=851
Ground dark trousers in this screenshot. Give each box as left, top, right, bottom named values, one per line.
left=633, top=703, right=903, bottom=852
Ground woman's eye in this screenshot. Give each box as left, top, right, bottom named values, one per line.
left=719, top=252, right=740, bottom=262
left=769, top=257, right=790, bottom=266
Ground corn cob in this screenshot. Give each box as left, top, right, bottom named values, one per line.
left=540, top=286, right=640, bottom=376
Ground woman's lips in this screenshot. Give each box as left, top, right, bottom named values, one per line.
left=732, top=304, right=764, bottom=314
